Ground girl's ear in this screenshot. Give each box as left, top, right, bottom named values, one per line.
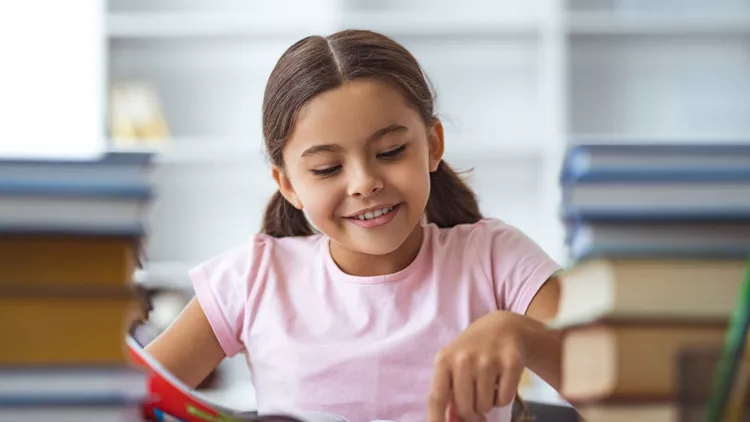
left=428, top=119, right=445, bottom=172
left=272, top=166, right=303, bottom=210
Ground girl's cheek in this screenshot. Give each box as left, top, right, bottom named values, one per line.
left=396, top=163, right=431, bottom=193
left=300, top=186, right=339, bottom=217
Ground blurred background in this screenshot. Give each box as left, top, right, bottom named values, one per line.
left=102, top=0, right=750, bottom=284
left=109, top=0, right=563, bottom=282
left=3, top=0, right=750, bottom=414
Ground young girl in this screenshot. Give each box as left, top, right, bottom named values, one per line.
left=146, top=29, right=562, bottom=422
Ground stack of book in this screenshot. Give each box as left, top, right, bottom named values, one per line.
left=0, top=151, right=155, bottom=421
left=554, top=143, right=750, bottom=421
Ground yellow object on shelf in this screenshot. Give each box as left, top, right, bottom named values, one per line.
left=109, top=81, right=171, bottom=149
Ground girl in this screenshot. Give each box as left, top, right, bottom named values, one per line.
left=146, top=29, right=562, bottom=422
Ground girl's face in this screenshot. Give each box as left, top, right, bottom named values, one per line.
left=274, top=78, right=443, bottom=256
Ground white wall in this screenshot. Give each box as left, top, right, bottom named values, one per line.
left=0, top=0, right=106, bottom=159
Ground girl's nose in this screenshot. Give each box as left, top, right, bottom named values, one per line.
left=349, top=166, right=384, bottom=198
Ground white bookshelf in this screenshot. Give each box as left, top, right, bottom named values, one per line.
left=145, top=137, right=268, bottom=165
left=109, top=11, right=541, bottom=39
left=568, top=12, right=750, bottom=34
left=108, top=12, right=334, bottom=38
left=342, top=11, right=541, bottom=36
left=567, top=2, right=750, bottom=144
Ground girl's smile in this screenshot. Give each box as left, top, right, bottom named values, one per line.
left=344, top=202, right=402, bottom=228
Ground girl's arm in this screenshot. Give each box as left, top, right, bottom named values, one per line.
left=521, top=275, right=562, bottom=390
left=145, top=297, right=227, bottom=389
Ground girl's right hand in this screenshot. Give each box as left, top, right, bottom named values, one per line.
left=145, top=297, right=227, bottom=388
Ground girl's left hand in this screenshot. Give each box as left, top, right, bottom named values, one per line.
left=426, top=311, right=530, bottom=422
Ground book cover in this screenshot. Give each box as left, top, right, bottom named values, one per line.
left=561, top=143, right=750, bottom=184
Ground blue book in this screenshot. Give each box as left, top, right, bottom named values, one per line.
left=560, top=143, right=750, bottom=218
left=560, top=184, right=750, bottom=220
left=0, top=150, right=154, bottom=188
left=0, top=180, right=151, bottom=232
left=566, top=220, right=750, bottom=261
left=0, top=152, right=154, bottom=232
left=561, top=143, right=750, bottom=184
left=561, top=207, right=750, bottom=223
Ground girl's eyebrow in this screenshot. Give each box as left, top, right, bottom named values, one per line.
left=367, top=124, right=408, bottom=143
left=300, top=124, right=408, bottom=158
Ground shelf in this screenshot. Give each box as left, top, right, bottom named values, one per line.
left=342, top=11, right=540, bottom=37
left=568, top=12, right=750, bottom=35
left=108, top=12, right=334, bottom=39
left=111, top=138, right=270, bottom=165
left=443, top=145, right=546, bottom=164
left=569, top=133, right=750, bottom=145
left=108, top=11, right=540, bottom=39
left=112, top=137, right=550, bottom=165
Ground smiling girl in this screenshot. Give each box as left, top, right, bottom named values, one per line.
left=145, top=29, right=562, bottom=422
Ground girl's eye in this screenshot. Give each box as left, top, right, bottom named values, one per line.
left=310, top=165, right=341, bottom=177
left=378, top=144, right=406, bottom=159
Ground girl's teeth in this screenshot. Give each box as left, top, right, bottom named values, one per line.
left=354, top=205, right=396, bottom=221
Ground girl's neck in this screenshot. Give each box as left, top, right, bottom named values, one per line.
left=329, top=223, right=424, bottom=277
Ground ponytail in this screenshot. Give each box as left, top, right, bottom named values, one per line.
left=425, top=160, right=483, bottom=228
left=261, top=191, right=315, bottom=238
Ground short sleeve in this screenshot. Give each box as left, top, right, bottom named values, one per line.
left=473, top=218, right=561, bottom=315
left=189, top=237, right=267, bottom=357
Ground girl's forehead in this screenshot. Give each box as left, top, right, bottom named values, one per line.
left=286, top=79, right=423, bottom=152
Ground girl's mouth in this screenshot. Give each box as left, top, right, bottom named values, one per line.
left=346, top=203, right=401, bottom=228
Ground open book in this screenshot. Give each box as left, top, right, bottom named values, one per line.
left=126, top=329, right=353, bottom=422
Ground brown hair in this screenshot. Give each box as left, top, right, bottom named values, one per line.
left=261, top=29, right=482, bottom=237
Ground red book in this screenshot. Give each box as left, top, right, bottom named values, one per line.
left=125, top=322, right=361, bottom=422
left=126, top=334, right=264, bottom=422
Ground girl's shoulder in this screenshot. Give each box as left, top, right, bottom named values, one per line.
left=428, top=217, right=559, bottom=290
left=428, top=217, right=531, bottom=251
left=427, top=219, right=560, bottom=314
left=197, top=233, right=322, bottom=265
left=189, top=232, right=326, bottom=289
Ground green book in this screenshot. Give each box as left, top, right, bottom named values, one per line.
left=706, top=254, right=750, bottom=422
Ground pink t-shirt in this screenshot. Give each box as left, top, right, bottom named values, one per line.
left=190, top=218, right=560, bottom=422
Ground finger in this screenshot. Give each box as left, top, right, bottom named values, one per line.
left=452, top=354, right=477, bottom=421
left=427, top=361, right=451, bottom=422
left=495, top=355, right=524, bottom=407
left=447, top=402, right=460, bottom=422
left=448, top=400, right=483, bottom=422
left=474, top=358, right=498, bottom=414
